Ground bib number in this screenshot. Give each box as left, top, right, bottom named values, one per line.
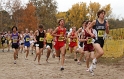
left=26, top=38, right=30, bottom=42
left=98, top=30, right=105, bottom=37
left=13, top=39, right=17, bottom=43
left=87, top=38, right=92, bottom=44
left=39, top=37, right=44, bottom=42
left=47, top=39, right=52, bottom=43
left=58, top=37, right=64, bottom=41
left=72, top=39, right=76, bottom=42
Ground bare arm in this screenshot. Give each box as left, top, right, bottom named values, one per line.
left=52, top=27, right=60, bottom=37
left=86, top=20, right=96, bottom=37
left=106, top=20, right=109, bottom=34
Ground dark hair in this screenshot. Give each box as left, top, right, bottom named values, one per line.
left=58, top=18, right=64, bottom=25
left=12, top=26, right=17, bottom=31
left=82, top=20, right=86, bottom=24
left=97, top=9, right=106, bottom=18
left=38, top=24, right=44, bottom=29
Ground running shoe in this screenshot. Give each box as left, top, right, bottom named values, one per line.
left=60, top=67, right=64, bottom=71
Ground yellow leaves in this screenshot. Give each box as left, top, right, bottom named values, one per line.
left=103, top=40, right=124, bottom=58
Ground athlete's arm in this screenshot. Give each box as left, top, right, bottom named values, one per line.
left=52, top=27, right=60, bottom=37
left=106, top=20, right=109, bottom=34
left=33, top=30, right=38, bottom=42
left=78, top=31, right=87, bottom=42
left=76, top=28, right=82, bottom=35
left=86, top=20, right=96, bottom=38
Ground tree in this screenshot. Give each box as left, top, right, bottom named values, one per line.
left=18, top=3, right=38, bottom=31
left=29, top=0, right=57, bottom=29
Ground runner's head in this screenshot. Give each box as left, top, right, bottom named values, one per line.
left=30, top=30, right=33, bottom=34
left=85, top=20, right=92, bottom=28
left=12, top=26, right=17, bottom=32
left=25, top=28, right=29, bottom=33
left=72, top=27, right=76, bottom=32
left=38, top=24, right=44, bottom=31
left=81, top=20, right=86, bottom=28
left=58, top=18, right=65, bottom=26
left=97, top=9, right=106, bottom=19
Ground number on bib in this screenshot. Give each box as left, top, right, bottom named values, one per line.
left=87, top=38, right=92, bottom=44
left=26, top=38, right=30, bottom=42
left=58, top=37, right=64, bottom=41
left=47, top=39, right=52, bottom=43
left=13, top=39, right=17, bottom=43
left=98, top=30, right=105, bottom=37
left=39, top=37, right=44, bottom=42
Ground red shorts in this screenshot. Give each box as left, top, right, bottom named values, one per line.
left=54, top=41, right=65, bottom=50
left=69, top=42, right=77, bottom=48
left=84, top=44, right=94, bottom=52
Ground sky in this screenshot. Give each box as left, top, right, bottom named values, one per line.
left=22, top=0, right=124, bottom=19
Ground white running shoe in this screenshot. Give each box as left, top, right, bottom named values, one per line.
left=14, top=61, right=16, bottom=64
left=86, top=68, right=89, bottom=72
left=92, top=58, right=97, bottom=69
left=89, top=64, right=94, bottom=76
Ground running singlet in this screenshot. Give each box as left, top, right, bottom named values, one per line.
left=12, top=33, right=19, bottom=44
left=24, top=34, right=30, bottom=43
left=1, top=35, right=6, bottom=42
left=93, top=19, right=106, bottom=40
left=56, top=26, right=66, bottom=42
left=70, top=32, right=77, bottom=43
left=36, top=30, right=45, bottom=43
left=46, top=33, right=53, bottom=44
left=84, top=29, right=93, bottom=45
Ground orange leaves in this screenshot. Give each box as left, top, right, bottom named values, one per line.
left=17, top=2, right=38, bottom=31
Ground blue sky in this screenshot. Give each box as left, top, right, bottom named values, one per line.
left=22, top=0, right=124, bottom=19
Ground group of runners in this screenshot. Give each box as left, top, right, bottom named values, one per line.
left=0, top=9, right=109, bottom=75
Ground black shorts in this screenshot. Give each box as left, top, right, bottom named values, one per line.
left=12, top=44, right=19, bottom=49
left=35, top=42, right=44, bottom=48
left=1, top=41, right=5, bottom=45
left=46, top=43, right=52, bottom=49
left=94, top=39, right=104, bottom=48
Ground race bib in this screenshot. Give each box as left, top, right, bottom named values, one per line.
left=98, top=30, right=105, bottom=37
left=39, top=37, right=44, bottom=42
left=47, top=39, right=52, bottom=43
left=58, top=36, right=64, bottom=41
left=72, top=39, right=77, bottom=42
left=13, top=39, right=17, bottom=43
left=87, top=38, right=92, bottom=44
left=26, top=38, right=30, bottom=42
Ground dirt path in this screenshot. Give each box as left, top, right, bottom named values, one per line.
left=0, top=49, right=124, bottom=79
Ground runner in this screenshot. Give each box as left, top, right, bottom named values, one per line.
left=29, top=30, right=35, bottom=55
left=52, top=18, right=66, bottom=71
left=34, top=24, right=46, bottom=65
left=1, top=32, right=6, bottom=52
left=24, top=28, right=30, bottom=60
left=45, top=28, right=54, bottom=62
left=68, top=27, right=78, bottom=61
left=76, top=21, right=86, bottom=64
left=83, top=21, right=95, bottom=75
left=11, top=26, right=20, bottom=64
left=19, top=31, right=24, bottom=53
left=86, top=9, right=109, bottom=72
left=6, top=31, right=11, bottom=52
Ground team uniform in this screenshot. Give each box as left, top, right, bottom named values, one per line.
left=1, top=34, right=6, bottom=46
left=54, top=26, right=66, bottom=50
left=84, top=29, right=94, bottom=52
left=11, top=33, right=19, bottom=49
left=69, top=32, right=77, bottom=48
left=46, top=33, right=53, bottom=49
left=93, top=19, right=106, bottom=48
left=24, top=33, right=30, bottom=47
left=35, top=30, right=45, bottom=48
